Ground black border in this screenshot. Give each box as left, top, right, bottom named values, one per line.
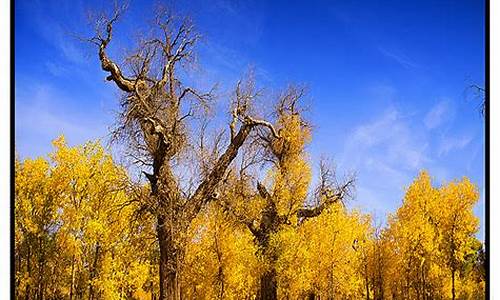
left=10, top=0, right=15, bottom=298
left=9, top=0, right=491, bottom=299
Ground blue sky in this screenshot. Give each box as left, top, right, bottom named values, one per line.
left=15, top=0, right=485, bottom=238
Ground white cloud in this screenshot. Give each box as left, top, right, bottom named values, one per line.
left=345, top=108, right=429, bottom=171
left=337, top=100, right=483, bottom=226
left=378, top=46, right=419, bottom=69
left=339, top=107, right=433, bottom=222
left=437, top=134, right=473, bottom=156
left=15, top=82, right=110, bottom=158
left=424, top=99, right=454, bottom=129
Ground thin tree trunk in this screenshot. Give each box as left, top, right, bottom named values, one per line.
left=70, top=255, right=75, bottom=300
left=214, top=228, right=225, bottom=300
left=38, top=236, right=45, bottom=300
left=25, top=245, right=31, bottom=300
left=422, top=263, right=427, bottom=300
left=451, top=269, right=456, bottom=300
left=16, top=253, right=21, bottom=299
left=365, top=263, right=370, bottom=300
left=88, top=243, right=100, bottom=300
left=166, top=268, right=179, bottom=300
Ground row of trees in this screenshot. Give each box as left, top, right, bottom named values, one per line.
left=15, top=138, right=484, bottom=299
left=15, top=138, right=157, bottom=299
left=15, top=3, right=485, bottom=300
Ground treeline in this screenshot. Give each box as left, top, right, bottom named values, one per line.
left=15, top=136, right=485, bottom=300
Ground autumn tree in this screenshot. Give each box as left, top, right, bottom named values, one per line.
left=379, top=171, right=484, bottom=300
left=219, top=92, right=355, bottom=299
left=89, top=4, right=280, bottom=299
left=365, top=224, right=400, bottom=300
left=15, top=136, right=155, bottom=299
left=437, top=177, right=480, bottom=299
left=276, top=203, right=372, bottom=299
left=15, top=154, right=60, bottom=300
left=181, top=202, right=261, bottom=299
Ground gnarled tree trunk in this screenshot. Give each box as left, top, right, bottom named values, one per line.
left=157, top=215, right=181, bottom=300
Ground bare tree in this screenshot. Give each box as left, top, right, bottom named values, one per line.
left=466, top=84, right=486, bottom=117
left=90, top=4, right=279, bottom=300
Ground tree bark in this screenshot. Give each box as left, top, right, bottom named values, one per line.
left=157, top=215, right=181, bottom=300
left=451, top=269, right=456, bottom=300
left=254, top=228, right=279, bottom=300
left=157, top=215, right=169, bottom=300
left=257, top=268, right=278, bottom=300
left=88, top=243, right=100, bottom=300
left=251, top=183, right=281, bottom=300
left=25, top=245, right=31, bottom=300
left=70, top=255, right=75, bottom=300
left=38, top=236, right=45, bottom=300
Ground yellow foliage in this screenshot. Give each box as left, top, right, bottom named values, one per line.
left=15, top=136, right=156, bottom=299
left=183, top=203, right=261, bottom=299
left=276, top=204, right=372, bottom=298
left=15, top=136, right=485, bottom=300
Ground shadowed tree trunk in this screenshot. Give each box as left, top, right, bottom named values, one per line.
left=70, top=255, right=75, bottom=300
left=451, top=269, right=456, bottom=300
left=258, top=268, right=278, bottom=300
left=25, top=245, right=31, bottom=300
left=252, top=190, right=280, bottom=300
left=88, top=243, right=100, bottom=300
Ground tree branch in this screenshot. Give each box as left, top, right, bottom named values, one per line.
left=297, top=178, right=355, bottom=220
left=244, top=116, right=280, bottom=139
left=94, top=5, right=136, bottom=93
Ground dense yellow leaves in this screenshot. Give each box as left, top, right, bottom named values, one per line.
left=377, top=171, right=484, bottom=300
left=15, top=136, right=485, bottom=300
left=269, top=113, right=312, bottom=217
left=276, top=204, right=372, bottom=299
left=15, top=136, right=156, bottom=300
left=183, top=203, right=261, bottom=299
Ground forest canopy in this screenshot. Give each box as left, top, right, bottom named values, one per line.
left=15, top=137, right=484, bottom=300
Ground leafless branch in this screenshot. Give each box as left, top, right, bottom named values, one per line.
left=297, top=160, right=355, bottom=220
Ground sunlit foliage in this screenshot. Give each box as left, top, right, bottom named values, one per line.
left=15, top=136, right=157, bottom=299
left=15, top=138, right=484, bottom=300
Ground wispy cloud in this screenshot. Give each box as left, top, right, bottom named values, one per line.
left=367, top=83, right=397, bottom=101
left=437, top=134, right=473, bottom=156
left=337, top=96, right=481, bottom=224
left=15, top=82, right=110, bottom=158
left=21, top=0, right=87, bottom=65
left=339, top=107, right=430, bottom=218
left=378, top=46, right=419, bottom=69
left=45, top=61, right=69, bottom=77
left=424, top=99, right=454, bottom=129
left=345, top=108, right=429, bottom=170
